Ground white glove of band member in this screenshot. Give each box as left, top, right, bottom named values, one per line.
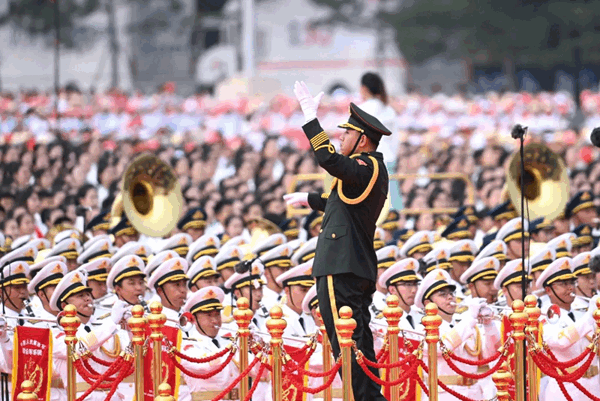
left=111, top=300, right=130, bottom=325
left=466, top=297, right=488, bottom=321
left=293, top=81, right=324, bottom=123
left=283, top=192, right=310, bottom=208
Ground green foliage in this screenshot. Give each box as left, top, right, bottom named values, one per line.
left=310, top=0, right=600, bottom=68
left=4, top=0, right=101, bottom=49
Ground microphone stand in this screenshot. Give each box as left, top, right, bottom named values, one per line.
left=511, top=123, right=528, bottom=401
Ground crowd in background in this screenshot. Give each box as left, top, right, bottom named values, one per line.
left=1, top=82, right=600, bottom=244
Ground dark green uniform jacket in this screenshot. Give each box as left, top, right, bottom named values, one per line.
left=303, top=118, right=388, bottom=283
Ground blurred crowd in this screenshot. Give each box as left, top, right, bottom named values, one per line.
left=1, top=83, right=600, bottom=244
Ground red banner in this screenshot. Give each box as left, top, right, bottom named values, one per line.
left=11, top=326, right=52, bottom=401
left=143, top=326, right=182, bottom=401
left=382, top=336, right=420, bottom=401
left=282, top=344, right=309, bottom=401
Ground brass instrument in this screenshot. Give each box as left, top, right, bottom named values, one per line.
left=505, top=142, right=569, bottom=221
left=110, top=154, right=184, bottom=237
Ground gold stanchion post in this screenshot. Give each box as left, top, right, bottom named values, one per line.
left=316, top=307, right=333, bottom=401
left=510, top=300, right=527, bottom=401
left=154, top=383, right=175, bottom=401
left=492, top=361, right=512, bottom=401
left=128, top=305, right=147, bottom=401
left=266, top=306, right=287, bottom=401
left=335, top=306, right=356, bottom=401
left=16, top=380, right=37, bottom=401
left=422, top=303, right=442, bottom=401
left=60, top=304, right=81, bottom=401
left=383, top=295, right=403, bottom=401
left=148, top=301, right=167, bottom=395
left=524, top=295, right=540, bottom=401
left=233, top=297, right=253, bottom=401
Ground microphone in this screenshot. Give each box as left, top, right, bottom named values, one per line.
left=590, top=127, right=600, bottom=148
left=511, top=124, right=527, bottom=140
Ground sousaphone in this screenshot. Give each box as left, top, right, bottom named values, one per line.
left=505, top=143, right=569, bottom=221
left=111, top=154, right=184, bottom=237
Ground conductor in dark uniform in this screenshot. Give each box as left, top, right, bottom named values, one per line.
left=285, top=81, right=390, bottom=401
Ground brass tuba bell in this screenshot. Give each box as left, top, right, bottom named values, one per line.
left=505, top=142, right=569, bottom=221
left=115, top=154, right=184, bottom=237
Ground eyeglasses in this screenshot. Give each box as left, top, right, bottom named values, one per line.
left=552, top=279, right=576, bottom=288
left=434, top=289, right=456, bottom=298
left=396, top=282, right=419, bottom=288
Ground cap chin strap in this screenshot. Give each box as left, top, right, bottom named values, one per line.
left=194, top=315, right=211, bottom=338
left=549, top=286, right=570, bottom=306
left=393, top=285, right=410, bottom=312
left=578, top=287, right=593, bottom=299
left=161, top=287, right=176, bottom=310
left=349, top=133, right=364, bottom=156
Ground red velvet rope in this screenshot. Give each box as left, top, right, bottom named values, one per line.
left=437, top=379, right=484, bottom=401
left=573, top=380, right=600, bottom=401
left=74, top=358, right=122, bottom=386
left=85, top=352, right=114, bottom=367
left=170, top=349, right=236, bottom=379
left=286, top=341, right=313, bottom=356
left=443, top=352, right=507, bottom=379
left=80, top=356, right=121, bottom=381
left=103, top=359, right=134, bottom=401
left=545, top=345, right=600, bottom=401
left=377, top=348, right=389, bottom=364
left=209, top=358, right=260, bottom=401
left=414, top=366, right=429, bottom=398
left=360, top=352, right=415, bottom=370
left=375, top=342, right=388, bottom=361
left=75, top=357, right=128, bottom=401
left=530, top=350, right=595, bottom=382
left=170, top=345, right=230, bottom=363
left=537, top=346, right=593, bottom=369
left=291, top=359, right=342, bottom=378
left=243, top=363, right=266, bottom=401
left=357, top=354, right=420, bottom=387
left=444, top=349, right=502, bottom=366
left=293, top=361, right=342, bottom=394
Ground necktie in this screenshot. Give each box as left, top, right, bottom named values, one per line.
left=406, top=315, right=414, bottom=329
left=568, top=311, right=576, bottom=322
left=298, top=317, right=305, bottom=332
left=450, top=323, right=454, bottom=329
left=17, top=314, right=24, bottom=327
left=212, top=338, right=220, bottom=348
left=84, top=325, right=92, bottom=333
left=252, top=317, right=258, bottom=326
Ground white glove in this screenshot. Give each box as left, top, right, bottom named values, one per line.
left=293, top=81, right=324, bottom=123
left=466, top=298, right=488, bottom=321
left=111, top=300, right=129, bottom=325
left=283, top=192, right=309, bottom=208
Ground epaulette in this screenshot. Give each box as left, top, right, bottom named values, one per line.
left=259, top=306, right=269, bottom=317
left=96, top=313, right=111, bottom=320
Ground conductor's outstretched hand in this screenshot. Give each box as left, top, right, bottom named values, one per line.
left=283, top=192, right=309, bottom=208
left=294, top=81, right=324, bottom=123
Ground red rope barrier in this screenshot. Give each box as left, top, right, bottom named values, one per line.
left=544, top=344, right=600, bottom=401
left=443, top=352, right=507, bottom=379
left=209, top=358, right=260, bottom=401
left=293, top=361, right=342, bottom=394
left=537, top=346, right=593, bottom=369
left=170, top=345, right=231, bottom=363
left=356, top=354, right=420, bottom=387
left=573, top=380, right=600, bottom=401
left=360, top=352, right=416, bottom=370
left=289, top=359, right=342, bottom=378
left=80, top=356, right=121, bottom=380
left=85, top=352, right=114, bottom=367
left=530, top=351, right=595, bottom=382
left=73, top=358, right=122, bottom=386
left=444, top=349, right=502, bottom=366
left=170, top=349, right=236, bottom=379
left=243, top=362, right=266, bottom=401
left=375, top=342, right=388, bottom=361
left=286, top=341, right=313, bottom=356
left=75, top=356, right=128, bottom=401
left=102, top=359, right=134, bottom=401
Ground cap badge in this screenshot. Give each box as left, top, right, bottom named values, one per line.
left=51, top=264, right=63, bottom=274
left=127, top=257, right=139, bottom=268
left=71, top=273, right=82, bottom=283
left=203, top=289, right=216, bottom=300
